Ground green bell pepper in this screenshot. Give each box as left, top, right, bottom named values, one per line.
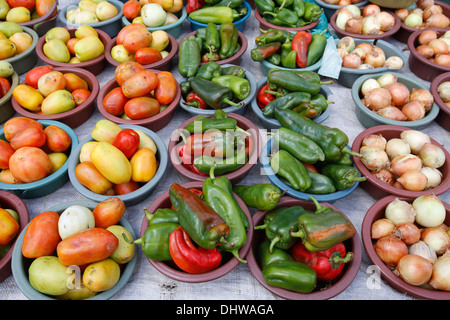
left=255, top=29, right=285, bottom=46
left=306, top=30, right=328, bottom=66
left=303, top=1, right=323, bottom=22
left=262, top=260, right=317, bottom=293
left=305, top=171, right=336, bottom=195
left=320, top=164, right=366, bottom=191
left=258, top=240, right=293, bottom=270
left=184, top=116, right=238, bottom=134
left=255, top=0, right=275, bottom=13
left=233, top=183, right=284, bottom=211
left=134, top=222, right=179, bottom=261
left=211, top=75, right=251, bottom=100
left=196, top=61, right=223, bottom=80
left=280, top=36, right=297, bottom=69
left=189, top=6, right=241, bottom=24
left=263, top=8, right=299, bottom=27
left=262, top=91, right=311, bottom=118
left=213, top=0, right=244, bottom=8
left=190, top=77, right=243, bottom=109
left=292, top=0, right=305, bottom=17
left=221, top=65, right=246, bottom=78
left=270, top=150, right=311, bottom=192
left=178, top=36, right=201, bottom=78
left=205, top=22, right=221, bottom=53
left=193, top=147, right=248, bottom=175
left=144, top=208, right=179, bottom=225
left=267, top=69, right=321, bottom=94
left=219, top=22, right=239, bottom=60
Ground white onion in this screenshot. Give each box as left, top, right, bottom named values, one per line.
left=360, top=146, right=389, bottom=171
left=385, top=138, right=411, bottom=159
left=358, top=63, right=374, bottom=69
left=385, top=198, right=416, bottom=225
left=409, top=241, right=438, bottom=263
left=421, top=227, right=450, bottom=255
left=361, top=15, right=381, bottom=35
left=362, top=134, right=386, bottom=150
left=384, top=56, right=404, bottom=69
left=437, top=81, right=450, bottom=102
left=371, top=218, right=396, bottom=239
left=361, top=78, right=380, bottom=96
left=400, top=130, right=431, bottom=154
left=404, top=13, right=423, bottom=28
left=419, top=143, right=446, bottom=168
left=412, top=194, right=446, bottom=228
left=336, top=8, right=355, bottom=30
left=346, top=4, right=361, bottom=18
left=429, top=251, right=450, bottom=291
left=420, top=167, right=443, bottom=189
left=377, top=73, right=397, bottom=87
left=337, top=36, right=355, bottom=53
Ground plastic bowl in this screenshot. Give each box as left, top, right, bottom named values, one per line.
left=254, top=4, right=320, bottom=31
left=313, top=0, right=369, bottom=20
left=96, top=69, right=181, bottom=132
left=59, top=0, right=124, bottom=38
left=246, top=196, right=362, bottom=300
left=36, top=27, right=111, bottom=76
left=394, top=1, right=450, bottom=43
left=335, top=38, right=407, bottom=88
left=361, top=195, right=450, bottom=300
left=187, top=1, right=251, bottom=32
left=261, top=139, right=361, bottom=202
left=0, top=191, right=29, bottom=283
left=330, top=7, right=401, bottom=40
left=351, top=125, right=450, bottom=200
left=11, top=200, right=137, bottom=300
left=3, top=26, right=38, bottom=75
left=179, top=64, right=255, bottom=117
left=367, top=0, right=415, bottom=9
left=351, top=72, right=440, bottom=129
left=141, top=181, right=253, bottom=283
left=0, top=71, right=19, bottom=124
left=121, top=7, right=187, bottom=38
left=11, top=67, right=99, bottom=128
left=0, top=120, right=79, bottom=199
left=407, top=28, right=450, bottom=83
left=104, top=33, right=178, bottom=71
left=68, top=124, right=168, bottom=206
left=16, top=0, right=59, bottom=36
left=168, top=113, right=260, bottom=184
left=430, top=72, right=450, bottom=131
left=250, top=77, right=331, bottom=130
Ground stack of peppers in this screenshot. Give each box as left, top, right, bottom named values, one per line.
left=255, top=195, right=356, bottom=293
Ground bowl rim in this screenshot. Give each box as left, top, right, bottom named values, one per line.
left=16, top=0, right=59, bottom=27
left=11, top=66, right=100, bottom=121
left=11, top=199, right=137, bottom=300
left=246, top=195, right=362, bottom=300
left=330, top=7, right=401, bottom=40
left=0, top=119, right=79, bottom=193
left=4, top=26, right=38, bottom=63
left=168, top=112, right=260, bottom=182
left=67, top=124, right=168, bottom=204
left=430, top=71, right=450, bottom=117
left=351, top=124, right=450, bottom=198
left=58, top=0, right=124, bottom=28
left=140, top=181, right=254, bottom=283
left=96, top=70, right=181, bottom=127
left=104, top=32, right=178, bottom=69
left=351, top=71, right=440, bottom=128
left=254, top=4, right=320, bottom=31
left=361, top=194, right=450, bottom=300
left=398, top=0, right=450, bottom=33
left=121, top=7, right=188, bottom=31
left=0, top=71, right=19, bottom=105
left=187, top=0, right=251, bottom=28
left=312, top=0, right=369, bottom=10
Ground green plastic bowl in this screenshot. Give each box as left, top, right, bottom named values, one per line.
left=3, top=26, right=38, bottom=75
left=0, top=71, right=19, bottom=124
left=0, top=120, right=79, bottom=199
left=11, top=200, right=137, bottom=300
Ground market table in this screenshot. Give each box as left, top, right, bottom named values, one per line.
left=0, top=0, right=449, bottom=301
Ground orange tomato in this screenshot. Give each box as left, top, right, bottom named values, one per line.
left=113, top=180, right=141, bottom=195
left=35, top=0, right=55, bottom=16
left=9, top=126, right=47, bottom=150
left=114, top=61, right=146, bottom=86
left=3, top=117, right=43, bottom=142
left=0, top=77, right=11, bottom=98
left=92, top=197, right=126, bottom=228
left=134, top=47, right=162, bottom=65
left=9, top=147, right=52, bottom=183
left=75, top=161, right=113, bottom=194
left=25, top=65, right=54, bottom=89
left=130, top=147, right=157, bottom=182
left=0, top=208, right=19, bottom=245
left=122, top=0, right=141, bottom=20
left=102, top=87, right=128, bottom=116
left=64, top=72, right=88, bottom=92
left=124, top=96, right=160, bottom=119
left=66, top=38, right=79, bottom=56
left=121, top=70, right=158, bottom=98
left=7, top=0, right=35, bottom=11
left=44, top=125, right=71, bottom=152
left=0, top=140, right=14, bottom=169
left=154, top=71, right=177, bottom=105
left=22, top=211, right=61, bottom=258
left=72, top=88, right=91, bottom=106
left=116, top=23, right=146, bottom=45
left=122, top=28, right=152, bottom=53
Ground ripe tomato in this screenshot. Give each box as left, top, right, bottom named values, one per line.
left=122, top=0, right=141, bottom=20
left=112, top=128, right=140, bottom=159
left=72, top=88, right=91, bottom=106
left=121, top=70, right=158, bottom=98
left=124, top=96, right=160, bottom=120
left=134, top=47, right=162, bottom=65
left=7, top=0, right=35, bottom=11
left=9, top=126, right=47, bottom=150
left=9, top=147, right=52, bottom=183
left=3, top=117, right=43, bottom=142
left=102, top=87, right=128, bottom=116
left=113, top=180, right=141, bottom=195
left=116, top=23, right=146, bottom=46
left=25, top=65, right=54, bottom=89
left=66, top=38, right=79, bottom=56
left=75, top=161, right=113, bottom=195
left=0, top=77, right=11, bottom=98
left=44, top=125, right=71, bottom=152
left=0, top=140, right=14, bottom=169
left=114, top=61, right=146, bottom=86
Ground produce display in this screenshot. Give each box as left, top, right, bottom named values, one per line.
left=0, top=21, right=33, bottom=59
left=187, top=0, right=248, bottom=23
left=370, top=195, right=449, bottom=291
left=0, top=205, right=19, bottom=259
left=437, top=80, right=450, bottom=107
left=413, top=30, right=450, bottom=68
left=65, top=0, right=119, bottom=24
left=122, top=0, right=183, bottom=27
left=0, top=0, right=56, bottom=23
left=395, top=0, right=449, bottom=29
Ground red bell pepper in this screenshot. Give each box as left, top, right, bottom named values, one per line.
left=186, top=0, right=203, bottom=14
left=257, top=83, right=276, bottom=110
left=291, top=31, right=312, bottom=68
left=177, top=143, right=208, bottom=176
left=186, top=91, right=207, bottom=109
left=169, top=226, right=222, bottom=274
left=290, top=242, right=353, bottom=281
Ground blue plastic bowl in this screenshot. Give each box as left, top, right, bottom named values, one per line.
left=0, top=120, right=79, bottom=199
left=67, top=125, right=168, bottom=207
left=187, top=1, right=251, bottom=32
left=11, top=200, right=137, bottom=300
left=58, top=0, right=124, bottom=38
left=261, top=139, right=361, bottom=202
left=121, top=7, right=187, bottom=39
left=251, top=77, right=332, bottom=130
left=179, top=63, right=257, bottom=117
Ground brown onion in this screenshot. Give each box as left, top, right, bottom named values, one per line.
left=390, top=154, right=422, bottom=177
left=364, top=47, right=385, bottom=67
left=337, top=36, right=356, bottom=53
left=429, top=251, right=450, bottom=291
left=360, top=146, right=389, bottom=171
left=395, top=8, right=409, bottom=22
left=342, top=52, right=362, bottom=68
left=435, top=54, right=450, bottom=67
left=345, top=17, right=363, bottom=34
left=419, top=143, right=446, bottom=168
left=395, top=254, right=433, bottom=286
left=383, top=82, right=410, bottom=107
left=416, top=0, right=434, bottom=10
left=353, top=47, right=367, bottom=59
left=421, top=227, right=450, bottom=255
left=377, top=106, right=408, bottom=121
left=371, top=218, right=396, bottom=239
left=416, top=44, right=435, bottom=58
left=418, top=30, right=438, bottom=45
left=377, top=73, right=397, bottom=87
left=362, top=15, right=381, bottom=35
left=400, top=130, right=431, bottom=154
left=373, top=168, right=395, bottom=185
left=383, top=56, right=404, bottom=69
left=385, top=138, right=411, bottom=159
left=421, top=167, right=443, bottom=189
left=426, top=13, right=450, bottom=28
left=361, top=134, right=386, bottom=150
left=409, top=88, right=434, bottom=112
left=397, top=170, right=428, bottom=191
left=355, top=42, right=374, bottom=55
left=423, top=5, right=443, bottom=21
left=375, top=234, right=408, bottom=267
left=402, top=101, right=426, bottom=121
left=363, top=4, right=380, bottom=17
left=409, top=241, right=437, bottom=263
left=429, top=39, right=449, bottom=55
left=393, top=223, right=421, bottom=245
left=375, top=11, right=395, bottom=32
left=363, top=87, right=392, bottom=110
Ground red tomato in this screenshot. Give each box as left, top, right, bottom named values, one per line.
left=9, top=126, right=47, bottom=150
left=0, top=77, right=11, bottom=98
left=9, top=147, right=52, bottom=183
left=135, top=47, right=162, bottom=65
left=43, top=125, right=71, bottom=152
left=113, top=180, right=141, bottom=195
left=122, top=0, right=141, bottom=20
left=3, top=117, right=43, bottom=142
left=7, top=0, right=35, bottom=10
left=72, top=88, right=91, bottom=106
left=102, top=87, right=129, bottom=116
left=0, top=140, right=14, bottom=169
left=112, top=128, right=140, bottom=159
left=25, top=65, right=54, bottom=88
left=124, top=96, right=160, bottom=120
left=66, top=38, right=79, bottom=56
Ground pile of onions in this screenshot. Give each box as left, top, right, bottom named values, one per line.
left=323, top=0, right=363, bottom=5
left=359, top=129, right=446, bottom=191
left=335, top=4, right=396, bottom=35
left=415, top=30, right=450, bottom=67
left=337, top=36, right=404, bottom=70
left=371, top=195, right=450, bottom=290
left=437, top=81, right=450, bottom=108
left=360, top=73, right=434, bottom=121
left=395, top=0, right=450, bottom=29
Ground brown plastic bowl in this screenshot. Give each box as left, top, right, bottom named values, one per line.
left=141, top=181, right=253, bottom=283
left=96, top=69, right=181, bottom=132
left=179, top=30, right=247, bottom=66
left=351, top=125, right=450, bottom=200
left=407, top=28, right=450, bottom=83
left=330, top=7, right=401, bottom=40
left=362, top=195, right=450, bottom=300
left=0, top=190, right=29, bottom=283
left=430, top=72, right=450, bottom=131
left=254, top=7, right=320, bottom=31
left=11, top=67, right=99, bottom=128
left=168, top=113, right=260, bottom=184
left=35, top=27, right=111, bottom=76
left=394, top=1, right=450, bottom=43
left=246, top=196, right=362, bottom=300
left=17, top=0, right=59, bottom=36
left=104, top=33, right=178, bottom=71
left=0, top=71, right=19, bottom=124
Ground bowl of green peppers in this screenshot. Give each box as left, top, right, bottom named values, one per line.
left=246, top=196, right=362, bottom=300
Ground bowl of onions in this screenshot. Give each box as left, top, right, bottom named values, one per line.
left=336, top=36, right=407, bottom=88
left=407, top=28, right=450, bottom=83
left=362, top=194, right=450, bottom=299
left=430, top=71, right=450, bottom=131
left=393, top=0, right=450, bottom=43
left=312, top=0, right=369, bottom=21
left=351, top=125, right=450, bottom=200
left=330, top=4, right=401, bottom=40
left=351, top=72, right=440, bottom=129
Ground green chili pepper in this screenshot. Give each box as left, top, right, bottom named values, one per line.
left=303, top=1, right=323, bottom=22
left=189, top=6, right=241, bottom=24
left=196, top=61, right=223, bottom=80
left=328, top=146, right=356, bottom=166
left=213, top=0, right=244, bottom=8
left=320, top=164, right=366, bottom=191
left=205, top=0, right=221, bottom=4
left=251, top=42, right=282, bottom=61
left=221, top=65, right=246, bottom=78
left=280, top=36, right=297, bottom=69
left=211, top=75, right=251, bottom=100
left=180, top=80, right=192, bottom=99
left=292, top=102, right=323, bottom=119
left=255, top=29, right=285, bottom=46
left=134, top=222, right=179, bottom=261
left=260, top=28, right=291, bottom=43
left=262, top=91, right=311, bottom=118
left=270, top=150, right=311, bottom=192
left=262, top=260, right=317, bottom=293
left=214, top=109, right=228, bottom=119
left=267, top=69, right=321, bottom=94
left=310, top=93, right=334, bottom=113
left=205, top=22, right=221, bottom=52
left=190, top=77, right=243, bottom=109
left=233, top=183, right=284, bottom=211
left=255, top=0, right=275, bottom=13
left=306, top=30, right=328, bottom=66
left=292, top=0, right=305, bottom=17
left=263, top=8, right=299, bottom=27
left=193, top=147, right=248, bottom=175
left=258, top=240, right=293, bottom=270
left=195, top=27, right=207, bottom=43
left=305, top=171, right=336, bottom=195
left=219, top=22, right=239, bottom=60
left=266, top=53, right=281, bottom=65
left=178, top=36, right=201, bottom=78
left=145, top=208, right=179, bottom=226
left=184, top=116, right=238, bottom=134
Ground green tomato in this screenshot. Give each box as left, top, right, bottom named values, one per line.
left=141, top=3, right=166, bottom=27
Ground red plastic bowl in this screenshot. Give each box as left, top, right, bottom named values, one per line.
left=254, top=7, right=320, bottom=31
left=96, top=69, right=181, bottom=132
left=430, top=72, right=450, bottom=131
left=351, top=125, right=450, bottom=200
left=140, top=181, right=254, bottom=283
left=11, top=67, right=100, bottom=128
left=246, top=196, right=362, bottom=300
left=362, top=195, right=450, bottom=300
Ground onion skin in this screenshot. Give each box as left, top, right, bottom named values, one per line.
left=402, top=101, right=426, bottom=121
left=360, top=146, right=389, bottom=171
left=416, top=45, right=435, bottom=58
left=426, top=13, right=450, bottom=29
left=435, top=54, right=450, bottom=67
left=377, top=106, right=407, bottom=121
left=342, top=52, right=362, bottom=68
left=373, top=168, right=395, bottom=186
left=389, top=154, right=422, bottom=178
left=400, top=130, right=431, bottom=154
left=397, top=170, right=428, bottom=191
left=416, top=0, right=434, bottom=11
left=421, top=227, right=450, bottom=255
left=364, top=48, right=385, bottom=68
left=375, top=234, right=408, bottom=267
left=383, top=56, right=404, bottom=69
left=396, top=254, right=433, bottom=286
left=419, top=143, right=445, bottom=169
left=361, top=134, right=386, bottom=150
left=393, top=223, right=421, bottom=245
left=375, top=11, right=395, bottom=32
left=383, top=82, right=410, bottom=107
left=409, top=241, right=437, bottom=263
left=371, top=218, right=396, bottom=239
left=363, top=4, right=380, bottom=17
left=421, top=167, right=443, bottom=189
left=345, top=17, right=363, bottom=34
left=395, top=8, right=409, bottom=22
left=385, top=198, right=416, bottom=225
left=363, top=87, right=392, bottom=111
left=418, top=30, right=438, bottom=45
left=429, top=251, right=450, bottom=291
left=409, top=88, right=434, bottom=112
left=385, top=138, right=411, bottom=159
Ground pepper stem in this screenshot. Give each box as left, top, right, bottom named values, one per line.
left=330, top=251, right=354, bottom=268
left=309, top=195, right=332, bottom=214
left=341, top=147, right=362, bottom=158
left=262, top=11, right=277, bottom=17
left=230, top=249, right=247, bottom=264
left=278, top=0, right=287, bottom=11
left=269, top=236, right=280, bottom=253
left=254, top=223, right=268, bottom=230
left=289, top=226, right=305, bottom=239
left=134, top=237, right=144, bottom=245
left=222, top=97, right=243, bottom=107
left=144, top=208, right=154, bottom=222
left=264, top=89, right=284, bottom=97
left=209, top=163, right=217, bottom=180
left=320, top=80, right=334, bottom=85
